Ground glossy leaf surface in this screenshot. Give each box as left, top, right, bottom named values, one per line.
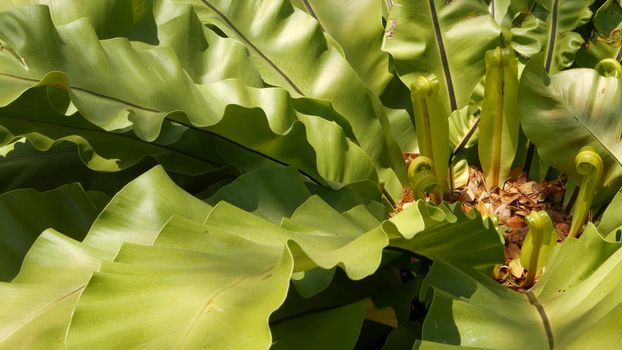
left=511, top=0, right=594, bottom=73
left=291, top=0, right=394, bottom=95
left=417, top=225, right=622, bottom=349
left=0, top=5, right=383, bottom=193
left=519, top=54, right=622, bottom=205
left=383, top=0, right=500, bottom=113
left=478, top=48, right=520, bottom=189
left=167, top=0, right=407, bottom=196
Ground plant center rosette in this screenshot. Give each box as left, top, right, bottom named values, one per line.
left=397, top=153, right=575, bottom=289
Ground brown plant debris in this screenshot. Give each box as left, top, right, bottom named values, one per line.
left=396, top=156, right=572, bottom=289
left=457, top=167, right=570, bottom=289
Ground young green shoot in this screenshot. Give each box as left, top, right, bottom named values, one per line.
left=479, top=47, right=519, bottom=189
left=568, top=146, right=603, bottom=238
left=410, top=75, right=449, bottom=203
left=594, top=58, right=622, bottom=78
left=408, top=156, right=439, bottom=201
left=521, top=210, right=557, bottom=288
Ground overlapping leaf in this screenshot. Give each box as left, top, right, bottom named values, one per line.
left=386, top=106, right=418, bottom=153
left=449, top=107, right=479, bottom=151
left=511, top=0, right=594, bottom=72
left=1, top=0, right=613, bottom=347
left=165, top=0, right=406, bottom=197
left=382, top=0, right=500, bottom=113
left=0, top=183, right=105, bottom=281
left=270, top=300, right=366, bottom=350
left=519, top=55, right=622, bottom=204
left=416, top=224, right=622, bottom=349
left=210, top=166, right=504, bottom=275
left=598, top=187, right=622, bottom=239
left=0, top=5, right=382, bottom=192
left=0, top=0, right=158, bottom=43
left=388, top=202, right=504, bottom=273
left=153, top=2, right=264, bottom=86
left=290, top=0, right=394, bottom=95
left=273, top=261, right=419, bottom=331
left=0, top=141, right=162, bottom=194
left=0, top=87, right=224, bottom=175
left=0, top=167, right=212, bottom=348
left=489, top=0, right=512, bottom=26
left=0, top=161, right=507, bottom=348
left=576, top=0, right=622, bottom=67
left=67, top=215, right=294, bottom=349
left=65, top=167, right=388, bottom=348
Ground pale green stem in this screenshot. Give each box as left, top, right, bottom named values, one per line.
left=479, top=47, right=519, bottom=189
left=410, top=74, right=449, bottom=203
left=523, top=210, right=554, bottom=288
left=568, top=147, right=603, bottom=238
left=489, top=47, right=505, bottom=187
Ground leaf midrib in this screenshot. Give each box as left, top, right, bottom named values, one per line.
left=544, top=0, right=560, bottom=73
left=0, top=285, right=84, bottom=344
left=300, top=0, right=318, bottom=20
left=0, top=111, right=222, bottom=168
left=526, top=291, right=554, bottom=350
left=568, top=107, right=622, bottom=167
left=176, top=265, right=275, bottom=349
left=428, top=0, right=457, bottom=111
left=549, top=78, right=622, bottom=167
left=0, top=72, right=326, bottom=184
left=0, top=73, right=161, bottom=113
left=199, top=0, right=304, bottom=95
left=490, top=63, right=504, bottom=186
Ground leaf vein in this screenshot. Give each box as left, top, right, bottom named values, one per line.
left=199, top=0, right=304, bottom=95
left=428, top=0, right=457, bottom=111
